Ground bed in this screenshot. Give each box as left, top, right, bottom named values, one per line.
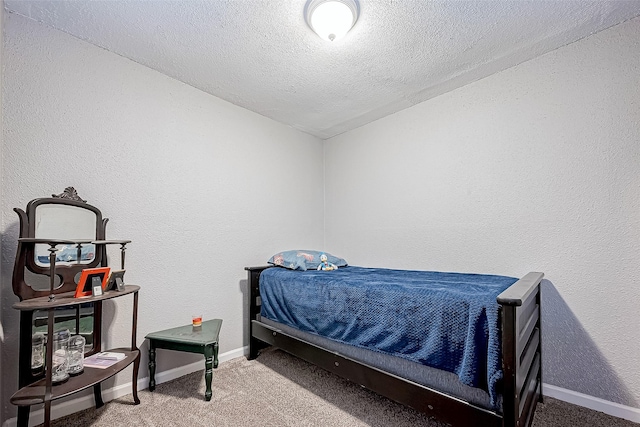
left=246, top=264, right=544, bottom=427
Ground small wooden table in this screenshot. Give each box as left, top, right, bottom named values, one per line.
left=145, top=319, right=222, bottom=401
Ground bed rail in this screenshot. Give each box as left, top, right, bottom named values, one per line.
left=497, top=272, right=544, bottom=427
left=252, top=319, right=502, bottom=427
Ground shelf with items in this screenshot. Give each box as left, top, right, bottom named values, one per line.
left=16, top=238, right=132, bottom=301
left=11, top=286, right=140, bottom=426
left=13, top=285, right=140, bottom=311
left=10, top=348, right=139, bottom=406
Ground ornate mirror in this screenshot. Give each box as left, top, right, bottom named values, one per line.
left=12, top=187, right=108, bottom=386
left=13, top=187, right=107, bottom=299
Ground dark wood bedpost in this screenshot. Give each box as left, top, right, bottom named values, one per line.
left=245, top=266, right=272, bottom=360
left=497, top=272, right=544, bottom=427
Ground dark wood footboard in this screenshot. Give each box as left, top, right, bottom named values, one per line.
left=498, top=272, right=545, bottom=427
left=246, top=266, right=544, bottom=427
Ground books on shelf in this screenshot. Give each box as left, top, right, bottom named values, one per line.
left=84, top=352, right=126, bottom=369
left=96, top=351, right=126, bottom=361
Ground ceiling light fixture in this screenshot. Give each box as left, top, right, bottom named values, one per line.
left=305, top=0, right=359, bottom=42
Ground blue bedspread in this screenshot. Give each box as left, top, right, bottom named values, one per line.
left=259, top=266, right=517, bottom=408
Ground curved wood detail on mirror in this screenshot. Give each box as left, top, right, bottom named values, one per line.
left=52, top=186, right=87, bottom=203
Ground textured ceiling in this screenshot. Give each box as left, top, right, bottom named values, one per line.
left=5, top=1, right=640, bottom=139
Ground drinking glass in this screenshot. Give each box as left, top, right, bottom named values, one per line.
left=67, top=335, right=86, bottom=375
left=51, top=329, right=70, bottom=383
left=31, top=333, right=45, bottom=376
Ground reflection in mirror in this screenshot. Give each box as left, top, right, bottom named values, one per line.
left=34, top=204, right=97, bottom=267
left=31, top=304, right=95, bottom=351
left=23, top=268, right=97, bottom=347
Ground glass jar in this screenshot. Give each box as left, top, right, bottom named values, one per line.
left=67, top=335, right=86, bottom=375
left=31, top=333, right=45, bottom=376
left=51, top=329, right=70, bottom=384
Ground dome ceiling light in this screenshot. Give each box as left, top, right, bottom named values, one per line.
left=305, top=0, right=360, bottom=42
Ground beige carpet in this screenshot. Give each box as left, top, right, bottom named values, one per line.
left=43, top=348, right=636, bottom=427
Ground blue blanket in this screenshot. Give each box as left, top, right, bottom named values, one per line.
left=260, top=266, right=517, bottom=408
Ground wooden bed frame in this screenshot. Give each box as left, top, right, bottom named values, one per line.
left=246, top=266, right=544, bottom=427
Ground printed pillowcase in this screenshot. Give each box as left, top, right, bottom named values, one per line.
left=268, top=250, right=348, bottom=271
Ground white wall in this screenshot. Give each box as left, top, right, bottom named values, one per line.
left=1, top=12, right=323, bottom=423
left=0, top=1, right=5, bottom=421
left=325, top=16, right=640, bottom=409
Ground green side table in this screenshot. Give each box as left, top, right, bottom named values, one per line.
left=145, top=319, right=222, bottom=401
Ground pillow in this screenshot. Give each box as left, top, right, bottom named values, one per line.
left=268, top=250, right=348, bottom=271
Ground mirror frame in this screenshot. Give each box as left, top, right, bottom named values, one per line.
left=12, top=188, right=108, bottom=301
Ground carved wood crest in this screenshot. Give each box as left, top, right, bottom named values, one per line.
left=52, top=187, right=86, bottom=203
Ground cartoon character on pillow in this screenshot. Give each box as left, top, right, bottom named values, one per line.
left=317, top=253, right=338, bottom=271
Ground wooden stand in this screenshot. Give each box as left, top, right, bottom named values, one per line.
left=146, top=319, right=222, bottom=401
left=9, top=189, right=139, bottom=427
left=10, top=286, right=141, bottom=427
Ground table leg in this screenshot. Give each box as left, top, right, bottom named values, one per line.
left=93, top=383, right=104, bottom=408
left=149, top=343, right=156, bottom=392
left=213, top=342, right=219, bottom=368
left=132, top=350, right=141, bottom=404
left=17, top=406, right=30, bottom=427
left=204, top=345, right=214, bottom=401
left=44, top=400, right=51, bottom=427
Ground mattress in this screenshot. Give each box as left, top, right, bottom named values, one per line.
left=259, top=266, right=516, bottom=410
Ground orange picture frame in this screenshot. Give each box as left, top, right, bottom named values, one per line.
left=74, top=267, right=111, bottom=298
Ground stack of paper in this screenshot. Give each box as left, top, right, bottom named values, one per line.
left=84, top=352, right=126, bottom=369
left=96, top=352, right=126, bottom=361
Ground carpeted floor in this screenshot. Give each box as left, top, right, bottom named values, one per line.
left=43, top=348, right=636, bottom=426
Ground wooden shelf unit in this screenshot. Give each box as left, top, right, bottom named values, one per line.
left=10, top=286, right=141, bottom=426
left=10, top=190, right=140, bottom=427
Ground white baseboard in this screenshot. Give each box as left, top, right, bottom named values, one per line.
left=543, top=383, right=640, bottom=423
left=2, top=346, right=248, bottom=427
